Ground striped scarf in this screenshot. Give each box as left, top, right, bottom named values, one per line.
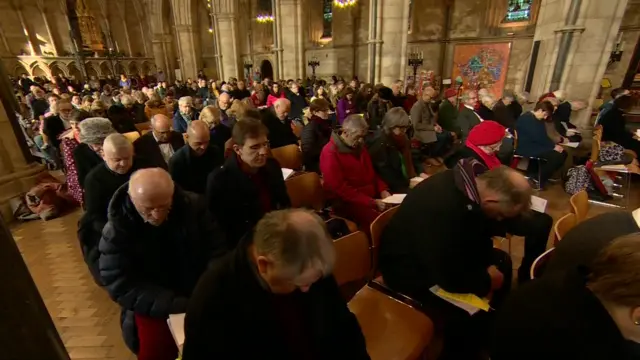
left=453, top=158, right=488, bottom=204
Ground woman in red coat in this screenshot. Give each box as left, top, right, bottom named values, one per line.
left=266, top=83, right=286, bottom=108
left=320, top=114, right=390, bottom=233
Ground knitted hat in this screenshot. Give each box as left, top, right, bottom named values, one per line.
left=467, top=121, right=506, bottom=146
left=78, top=117, right=116, bottom=145
left=444, top=88, right=457, bottom=99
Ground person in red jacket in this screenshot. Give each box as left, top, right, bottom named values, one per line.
left=266, top=82, right=286, bottom=108
left=320, top=114, right=391, bottom=233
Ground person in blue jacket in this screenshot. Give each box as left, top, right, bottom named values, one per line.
left=515, top=101, right=567, bottom=188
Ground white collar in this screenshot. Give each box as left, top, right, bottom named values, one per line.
left=464, top=104, right=475, bottom=111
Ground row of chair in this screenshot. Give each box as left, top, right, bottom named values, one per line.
left=530, top=189, right=589, bottom=279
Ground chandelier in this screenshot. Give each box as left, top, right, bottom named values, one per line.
left=334, top=0, right=357, bottom=8
left=256, top=14, right=274, bottom=23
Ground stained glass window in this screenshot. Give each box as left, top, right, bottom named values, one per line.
left=502, top=0, right=532, bottom=23
left=322, top=0, right=333, bottom=38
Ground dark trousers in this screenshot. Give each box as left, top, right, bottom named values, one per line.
left=413, top=249, right=512, bottom=360
left=533, top=150, right=567, bottom=186
left=502, top=211, right=553, bottom=283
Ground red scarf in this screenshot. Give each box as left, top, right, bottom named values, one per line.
left=464, top=140, right=502, bottom=169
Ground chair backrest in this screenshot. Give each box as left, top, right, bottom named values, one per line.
left=333, top=231, right=372, bottom=287
left=590, top=135, right=601, bottom=162
left=530, top=247, right=555, bottom=280
left=123, top=131, right=140, bottom=143
left=554, top=212, right=577, bottom=245
left=285, top=172, right=324, bottom=210
left=512, top=129, right=518, bottom=151
left=271, top=144, right=303, bottom=170
left=369, top=206, right=399, bottom=270
left=135, top=121, right=151, bottom=133
left=593, top=125, right=603, bottom=141
left=569, top=190, right=589, bottom=223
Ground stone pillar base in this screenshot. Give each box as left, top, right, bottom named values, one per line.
left=0, top=163, right=46, bottom=221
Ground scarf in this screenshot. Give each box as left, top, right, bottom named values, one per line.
left=465, top=139, right=502, bottom=170
left=453, top=158, right=487, bottom=204
left=390, top=133, right=417, bottom=179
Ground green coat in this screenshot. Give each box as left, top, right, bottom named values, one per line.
left=438, top=100, right=461, bottom=136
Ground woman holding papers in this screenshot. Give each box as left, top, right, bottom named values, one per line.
left=514, top=101, right=568, bottom=189
left=367, top=107, right=429, bottom=193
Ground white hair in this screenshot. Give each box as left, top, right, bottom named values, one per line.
left=342, top=114, right=368, bottom=132
left=178, top=96, right=193, bottom=106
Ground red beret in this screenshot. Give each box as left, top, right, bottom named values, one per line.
left=467, top=121, right=506, bottom=146
left=444, top=88, right=457, bottom=98
left=538, top=92, right=555, bottom=102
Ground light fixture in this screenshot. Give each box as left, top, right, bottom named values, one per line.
left=208, top=28, right=213, bottom=33
left=334, top=0, right=357, bottom=8
left=256, top=14, right=274, bottom=23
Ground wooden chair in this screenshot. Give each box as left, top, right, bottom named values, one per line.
left=333, top=231, right=372, bottom=287
left=348, top=286, right=435, bottom=360
left=369, top=206, right=399, bottom=272
left=285, top=172, right=358, bottom=232
left=122, top=131, right=140, bottom=143
left=569, top=190, right=589, bottom=223
left=554, top=213, right=577, bottom=245
left=135, top=121, right=150, bottom=133
left=529, top=247, right=555, bottom=280
left=271, top=144, right=303, bottom=170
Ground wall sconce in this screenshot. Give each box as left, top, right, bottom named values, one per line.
left=256, top=14, right=274, bottom=23
left=334, top=0, right=357, bottom=8
left=609, top=32, right=625, bottom=67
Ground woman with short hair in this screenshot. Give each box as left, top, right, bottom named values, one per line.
left=367, top=107, right=427, bottom=193
left=73, top=117, right=116, bottom=190
left=301, top=98, right=332, bottom=173
left=493, top=233, right=640, bottom=360
left=199, top=105, right=231, bottom=151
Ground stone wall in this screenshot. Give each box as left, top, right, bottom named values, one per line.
left=301, top=0, right=538, bottom=90
left=604, top=0, right=640, bottom=89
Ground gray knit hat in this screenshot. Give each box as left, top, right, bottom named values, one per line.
left=78, top=117, right=116, bottom=145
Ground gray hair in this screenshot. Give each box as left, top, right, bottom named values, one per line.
left=103, top=133, right=133, bottom=152
left=461, top=90, right=477, bottom=103
left=120, top=94, right=134, bottom=106
left=253, top=209, right=336, bottom=277
left=342, top=114, right=368, bottom=132
left=178, top=96, right=193, bottom=106
left=79, top=117, right=116, bottom=145
left=382, top=107, right=410, bottom=131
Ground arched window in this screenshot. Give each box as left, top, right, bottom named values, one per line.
left=502, top=0, right=533, bottom=23
left=322, top=0, right=332, bottom=39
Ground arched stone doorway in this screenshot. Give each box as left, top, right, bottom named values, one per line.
left=67, top=63, right=82, bottom=82
left=260, top=60, right=273, bottom=81
left=31, top=65, right=47, bottom=79
left=128, top=63, right=139, bottom=76
left=49, top=63, right=65, bottom=78
left=100, top=62, right=113, bottom=77
left=13, top=64, right=29, bottom=77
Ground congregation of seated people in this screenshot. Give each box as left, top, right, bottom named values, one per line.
left=15, top=70, right=640, bottom=360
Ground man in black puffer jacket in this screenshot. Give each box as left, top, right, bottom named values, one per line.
left=99, top=168, right=225, bottom=360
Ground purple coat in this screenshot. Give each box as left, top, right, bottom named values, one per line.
left=337, top=98, right=357, bottom=124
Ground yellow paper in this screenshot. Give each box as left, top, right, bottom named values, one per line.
left=436, top=289, right=491, bottom=312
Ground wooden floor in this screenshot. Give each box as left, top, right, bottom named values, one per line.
left=10, top=180, right=640, bottom=360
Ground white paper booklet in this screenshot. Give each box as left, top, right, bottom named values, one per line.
left=530, top=195, right=548, bottom=213
left=167, top=313, right=186, bottom=353
left=282, top=168, right=294, bottom=180
left=382, top=194, right=406, bottom=204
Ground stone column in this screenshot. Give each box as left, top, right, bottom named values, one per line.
left=115, top=0, right=134, bottom=57
left=212, top=0, right=242, bottom=80
left=13, top=4, right=39, bottom=56
left=0, top=93, right=45, bottom=221
left=277, top=0, right=304, bottom=80
left=377, top=0, right=411, bottom=86
left=171, top=0, right=201, bottom=80
left=152, top=33, right=176, bottom=83
left=528, top=0, right=628, bottom=127
left=36, top=0, right=60, bottom=56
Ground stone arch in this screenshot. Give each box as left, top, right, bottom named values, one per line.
left=49, top=62, right=67, bottom=77
left=100, top=61, right=113, bottom=77
left=67, top=63, right=83, bottom=82
left=85, top=62, right=100, bottom=78
left=260, top=59, right=274, bottom=81
left=141, top=61, right=153, bottom=76
left=128, top=62, right=139, bottom=75
left=115, top=62, right=126, bottom=76
left=31, top=64, right=47, bottom=78
left=12, top=63, right=29, bottom=77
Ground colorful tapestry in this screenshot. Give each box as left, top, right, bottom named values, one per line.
left=452, top=43, right=511, bottom=98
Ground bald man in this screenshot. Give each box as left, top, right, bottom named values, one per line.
left=261, top=97, right=298, bottom=149
left=133, top=114, right=185, bottom=169
left=99, top=168, right=225, bottom=360
left=79, top=133, right=150, bottom=286
left=216, top=92, right=233, bottom=128
left=379, top=164, right=531, bottom=358
left=169, top=120, right=223, bottom=194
